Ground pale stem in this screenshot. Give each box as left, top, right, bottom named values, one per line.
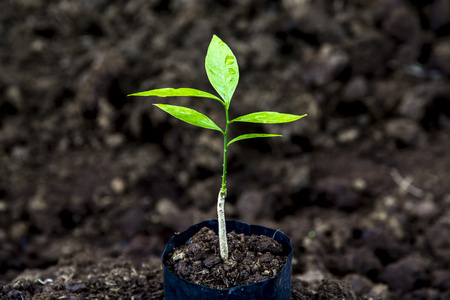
left=217, top=103, right=230, bottom=261
left=217, top=189, right=228, bottom=260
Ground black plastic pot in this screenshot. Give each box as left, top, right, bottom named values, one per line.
left=162, top=219, right=293, bottom=300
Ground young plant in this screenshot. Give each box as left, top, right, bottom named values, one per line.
left=128, top=35, right=306, bottom=261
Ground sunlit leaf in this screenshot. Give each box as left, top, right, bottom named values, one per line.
left=154, top=104, right=223, bottom=133
left=230, top=112, right=307, bottom=124
left=227, top=133, right=282, bottom=147
left=128, top=88, right=223, bottom=104
left=205, top=35, right=239, bottom=106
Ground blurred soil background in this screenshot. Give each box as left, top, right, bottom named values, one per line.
left=1, top=0, right=450, bottom=299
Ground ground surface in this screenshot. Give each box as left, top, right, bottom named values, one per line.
left=1, top=0, right=450, bottom=299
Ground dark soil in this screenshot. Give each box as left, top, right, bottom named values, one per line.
left=1, top=0, right=450, bottom=299
left=0, top=251, right=360, bottom=300
left=165, top=227, right=288, bottom=289
left=0, top=252, right=165, bottom=300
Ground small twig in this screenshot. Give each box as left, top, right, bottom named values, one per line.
left=37, top=278, right=53, bottom=285
left=390, top=168, right=424, bottom=198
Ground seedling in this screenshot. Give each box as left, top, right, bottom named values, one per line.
left=128, top=35, right=306, bottom=261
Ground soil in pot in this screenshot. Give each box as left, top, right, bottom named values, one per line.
left=164, top=227, right=288, bottom=289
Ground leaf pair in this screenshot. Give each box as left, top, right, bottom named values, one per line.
left=128, top=35, right=239, bottom=133
left=227, top=111, right=306, bottom=146
left=128, top=34, right=306, bottom=146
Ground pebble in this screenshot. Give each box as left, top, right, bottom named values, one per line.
left=382, top=5, right=420, bottom=43
left=349, top=30, right=392, bottom=76
left=344, top=274, right=373, bottom=297
left=10, top=221, right=28, bottom=240
left=104, top=133, right=125, bottom=148
left=110, top=177, right=126, bottom=195
left=11, top=146, right=29, bottom=161
left=432, top=270, right=450, bottom=291
left=345, top=273, right=389, bottom=299
left=337, top=128, right=360, bottom=144
left=380, top=254, right=430, bottom=292
left=283, top=163, right=311, bottom=195
left=312, top=177, right=361, bottom=210
left=352, top=178, right=367, bottom=192
left=295, top=270, right=325, bottom=290
left=0, top=200, right=8, bottom=212
left=5, top=85, right=23, bottom=110
left=336, top=248, right=382, bottom=275
left=302, top=44, right=349, bottom=86
left=427, top=0, right=450, bottom=31
left=156, top=198, right=180, bottom=216
left=412, top=196, right=438, bottom=220
left=172, top=250, right=185, bottom=261
left=342, top=76, right=368, bottom=102
left=282, top=0, right=344, bottom=42
left=384, top=118, right=425, bottom=147
left=398, top=83, right=450, bottom=121
left=426, top=214, right=450, bottom=264
left=431, top=38, right=450, bottom=76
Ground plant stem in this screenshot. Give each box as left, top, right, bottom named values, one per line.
left=221, top=107, right=229, bottom=191
left=217, top=189, right=228, bottom=260
left=218, top=104, right=230, bottom=261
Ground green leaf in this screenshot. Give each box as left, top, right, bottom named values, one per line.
left=227, top=134, right=282, bottom=147
left=154, top=104, right=223, bottom=133
left=205, top=35, right=239, bottom=106
left=128, top=88, right=223, bottom=104
left=230, top=112, right=307, bottom=124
